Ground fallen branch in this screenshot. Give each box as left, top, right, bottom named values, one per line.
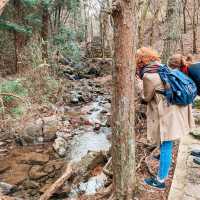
left=103, top=157, right=112, bottom=177
left=39, top=162, right=74, bottom=200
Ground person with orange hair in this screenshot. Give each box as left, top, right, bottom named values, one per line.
left=136, top=47, right=194, bottom=189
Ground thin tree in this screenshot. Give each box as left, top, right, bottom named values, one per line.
left=111, top=0, right=136, bottom=199
left=41, top=1, right=49, bottom=61
left=161, top=0, right=181, bottom=63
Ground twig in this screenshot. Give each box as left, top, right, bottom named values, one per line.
left=103, top=157, right=112, bottom=177
left=136, top=153, right=147, bottom=171
left=39, top=162, right=74, bottom=200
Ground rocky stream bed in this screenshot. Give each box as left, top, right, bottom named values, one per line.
left=1, top=58, right=199, bottom=199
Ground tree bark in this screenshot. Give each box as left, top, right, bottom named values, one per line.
left=182, top=0, right=187, bottom=33
left=161, top=0, right=181, bottom=63
left=0, top=0, right=9, bottom=16
left=111, top=0, right=136, bottom=199
left=149, top=6, right=160, bottom=46
left=137, top=0, right=150, bottom=48
left=41, top=4, right=49, bottom=61
left=13, top=0, right=24, bottom=73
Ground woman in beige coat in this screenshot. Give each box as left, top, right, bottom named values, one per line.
left=136, top=47, right=195, bottom=189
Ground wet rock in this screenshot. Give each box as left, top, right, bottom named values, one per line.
left=29, top=165, right=47, bottom=180
left=53, top=137, right=67, bottom=157
left=0, top=182, right=16, bottom=195
left=19, top=152, right=49, bottom=165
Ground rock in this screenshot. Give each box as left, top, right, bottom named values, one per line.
left=3, top=164, right=30, bottom=185
left=0, top=182, right=16, bottom=195
left=22, top=119, right=43, bottom=144
left=87, top=67, right=100, bottom=76
left=43, top=116, right=58, bottom=142
left=43, top=164, right=55, bottom=174
left=193, top=110, right=200, bottom=125
left=190, top=129, right=200, bottom=140
left=53, top=137, right=67, bottom=157
left=19, top=152, right=49, bottom=165
left=0, top=163, right=10, bottom=174
left=94, top=123, right=101, bottom=131
left=77, top=151, right=107, bottom=174
left=29, top=165, right=47, bottom=180
left=23, top=180, right=40, bottom=189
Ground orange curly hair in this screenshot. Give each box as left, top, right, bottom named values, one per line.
left=135, top=47, right=161, bottom=68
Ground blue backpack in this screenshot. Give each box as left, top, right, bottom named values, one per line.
left=158, top=65, right=197, bottom=105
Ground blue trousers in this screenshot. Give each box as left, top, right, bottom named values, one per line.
left=158, top=141, right=173, bottom=180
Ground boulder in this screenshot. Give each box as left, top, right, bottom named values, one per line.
left=29, top=165, right=47, bottom=180
left=22, top=119, right=43, bottom=144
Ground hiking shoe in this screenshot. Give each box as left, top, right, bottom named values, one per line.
left=191, top=150, right=200, bottom=158
left=144, top=177, right=165, bottom=190
left=193, top=157, right=200, bottom=165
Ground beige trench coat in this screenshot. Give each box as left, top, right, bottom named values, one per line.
left=143, top=73, right=195, bottom=144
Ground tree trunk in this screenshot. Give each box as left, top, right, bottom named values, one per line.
left=182, top=0, right=187, bottom=33
left=111, top=0, right=136, bottom=199
left=0, top=0, right=9, bottom=15
left=41, top=5, right=49, bottom=61
left=13, top=0, right=23, bottom=73
left=192, top=0, right=198, bottom=54
left=161, top=0, right=181, bottom=63
left=149, top=6, right=160, bottom=46
left=137, top=0, right=150, bottom=48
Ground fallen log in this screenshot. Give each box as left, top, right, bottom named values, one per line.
left=39, top=162, right=74, bottom=200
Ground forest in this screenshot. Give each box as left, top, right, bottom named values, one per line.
left=0, top=0, right=200, bottom=199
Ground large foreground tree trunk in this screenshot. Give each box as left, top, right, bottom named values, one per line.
left=0, top=0, right=9, bottom=15
left=111, top=0, right=136, bottom=199
left=161, top=0, right=181, bottom=63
